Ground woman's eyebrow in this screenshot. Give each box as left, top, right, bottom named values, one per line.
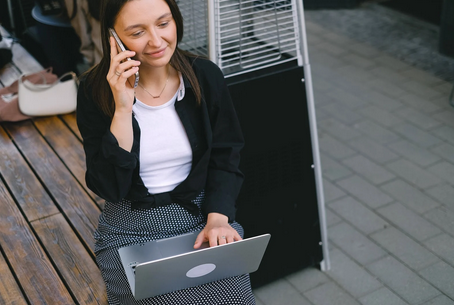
left=123, top=13, right=172, bottom=31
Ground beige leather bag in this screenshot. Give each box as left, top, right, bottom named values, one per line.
left=18, top=71, right=78, bottom=116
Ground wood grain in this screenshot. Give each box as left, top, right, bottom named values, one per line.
left=33, top=116, right=104, bottom=207
left=5, top=121, right=101, bottom=252
left=0, top=125, right=59, bottom=221
left=0, top=251, right=27, bottom=305
left=32, top=214, right=108, bottom=305
left=0, top=179, right=74, bottom=304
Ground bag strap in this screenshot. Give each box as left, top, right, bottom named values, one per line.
left=20, top=71, right=78, bottom=92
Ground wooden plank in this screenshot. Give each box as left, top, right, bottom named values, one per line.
left=32, top=214, right=107, bottom=305
left=4, top=120, right=101, bottom=252
left=0, top=179, right=74, bottom=304
left=61, top=112, right=82, bottom=141
left=33, top=116, right=104, bottom=207
left=0, top=251, right=27, bottom=305
left=0, top=125, right=60, bottom=221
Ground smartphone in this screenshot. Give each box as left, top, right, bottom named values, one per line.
left=109, top=28, right=139, bottom=88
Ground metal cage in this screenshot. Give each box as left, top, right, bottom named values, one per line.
left=179, top=0, right=330, bottom=275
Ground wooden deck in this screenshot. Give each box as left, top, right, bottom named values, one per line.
left=0, top=28, right=108, bottom=304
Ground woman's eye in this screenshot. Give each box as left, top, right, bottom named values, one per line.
left=159, top=22, right=169, bottom=27
left=132, top=31, right=144, bottom=37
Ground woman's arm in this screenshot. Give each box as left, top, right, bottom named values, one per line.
left=193, top=59, right=245, bottom=247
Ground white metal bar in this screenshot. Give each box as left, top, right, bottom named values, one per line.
left=295, top=0, right=330, bottom=271
left=207, top=0, right=218, bottom=64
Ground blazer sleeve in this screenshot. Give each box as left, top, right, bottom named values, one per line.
left=199, top=60, right=245, bottom=221
left=76, top=77, right=139, bottom=202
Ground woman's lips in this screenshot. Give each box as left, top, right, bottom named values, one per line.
left=147, top=47, right=166, bottom=58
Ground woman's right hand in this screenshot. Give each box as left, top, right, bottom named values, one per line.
left=107, top=36, right=140, bottom=114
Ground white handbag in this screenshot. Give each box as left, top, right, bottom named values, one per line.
left=18, top=71, right=78, bottom=116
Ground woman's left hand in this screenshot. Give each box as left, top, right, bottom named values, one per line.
left=194, top=213, right=242, bottom=248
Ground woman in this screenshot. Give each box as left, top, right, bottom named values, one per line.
left=76, top=0, right=255, bottom=303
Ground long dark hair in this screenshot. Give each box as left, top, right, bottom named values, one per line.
left=85, top=0, right=202, bottom=118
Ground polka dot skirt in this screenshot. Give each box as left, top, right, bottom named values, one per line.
left=94, top=191, right=256, bottom=305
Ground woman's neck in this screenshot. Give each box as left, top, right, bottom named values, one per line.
left=137, top=64, right=172, bottom=89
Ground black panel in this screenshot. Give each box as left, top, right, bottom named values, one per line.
left=228, top=66, right=323, bottom=288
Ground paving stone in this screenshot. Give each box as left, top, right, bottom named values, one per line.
left=253, top=279, right=312, bottom=305
left=353, top=120, right=401, bottom=144
left=358, top=105, right=402, bottom=128
left=328, top=222, right=387, bottom=265
left=424, top=234, right=454, bottom=267
left=426, top=184, right=454, bottom=210
left=320, top=153, right=352, bottom=181
left=309, top=51, right=346, bottom=69
left=377, top=203, right=441, bottom=241
left=336, top=175, right=393, bottom=209
left=318, top=118, right=362, bottom=141
left=342, top=155, right=395, bottom=185
left=385, top=159, right=442, bottom=189
left=381, top=180, right=440, bottom=214
left=395, top=107, right=442, bottom=130
left=400, top=80, right=443, bottom=99
left=399, top=68, right=445, bottom=86
left=388, top=140, right=441, bottom=167
left=326, top=249, right=382, bottom=298
left=332, top=66, right=375, bottom=89
left=323, top=179, right=346, bottom=203
left=321, top=103, right=364, bottom=125
left=428, top=161, right=454, bottom=183
left=358, top=287, right=408, bottom=305
left=348, top=137, right=399, bottom=164
left=431, top=126, right=454, bottom=146
left=432, top=143, right=454, bottom=164
left=369, top=66, right=409, bottom=84
left=432, top=112, right=454, bottom=129
left=255, top=297, right=266, bottom=305
left=371, top=227, right=439, bottom=270
left=422, top=295, right=454, bottom=305
left=367, top=78, right=408, bottom=98
left=419, top=262, right=454, bottom=300
left=424, top=206, right=454, bottom=236
left=393, top=123, right=443, bottom=148
left=315, top=41, right=349, bottom=57
left=317, top=133, right=357, bottom=160
left=286, top=267, right=330, bottom=293
left=323, top=31, right=357, bottom=46
left=366, top=256, right=440, bottom=304
left=374, top=54, right=410, bottom=71
left=325, top=207, right=343, bottom=228
left=398, top=93, right=442, bottom=113
left=358, top=90, right=405, bottom=112
left=341, top=53, right=377, bottom=69
left=304, top=282, right=361, bottom=305
left=329, top=196, right=388, bottom=234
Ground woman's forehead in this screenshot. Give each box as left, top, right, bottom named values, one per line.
left=115, top=0, right=171, bottom=28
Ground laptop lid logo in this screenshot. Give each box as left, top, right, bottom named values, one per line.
left=186, top=263, right=216, bottom=278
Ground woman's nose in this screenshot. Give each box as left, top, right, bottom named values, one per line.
left=147, top=29, right=161, bottom=47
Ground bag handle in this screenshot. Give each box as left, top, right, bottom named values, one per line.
left=19, top=71, right=78, bottom=92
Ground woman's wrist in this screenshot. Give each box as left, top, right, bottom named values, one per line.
left=207, top=212, right=229, bottom=224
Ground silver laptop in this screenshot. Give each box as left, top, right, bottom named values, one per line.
left=118, top=231, right=271, bottom=300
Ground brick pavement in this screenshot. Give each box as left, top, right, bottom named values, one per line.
left=253, top=3, right=454, bottom=305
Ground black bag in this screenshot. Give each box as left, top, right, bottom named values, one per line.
left=0, top=32, right=12, bottom=70
left=35, top=0, right=65, bottom=15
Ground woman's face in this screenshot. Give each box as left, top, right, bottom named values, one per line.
left=113, top=0, right=177, bottom=69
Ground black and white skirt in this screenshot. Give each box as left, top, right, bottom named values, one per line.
left=94, top=191, right=256, bottom=305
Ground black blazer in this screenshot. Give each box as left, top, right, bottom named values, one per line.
left=76, top=56, right=244, bottom=222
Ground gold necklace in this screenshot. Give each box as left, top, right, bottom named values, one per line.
left=138, top=68, right=170, bottom=99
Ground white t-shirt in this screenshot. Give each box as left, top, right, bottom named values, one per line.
left=132, top=91, right=192, bottom=194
